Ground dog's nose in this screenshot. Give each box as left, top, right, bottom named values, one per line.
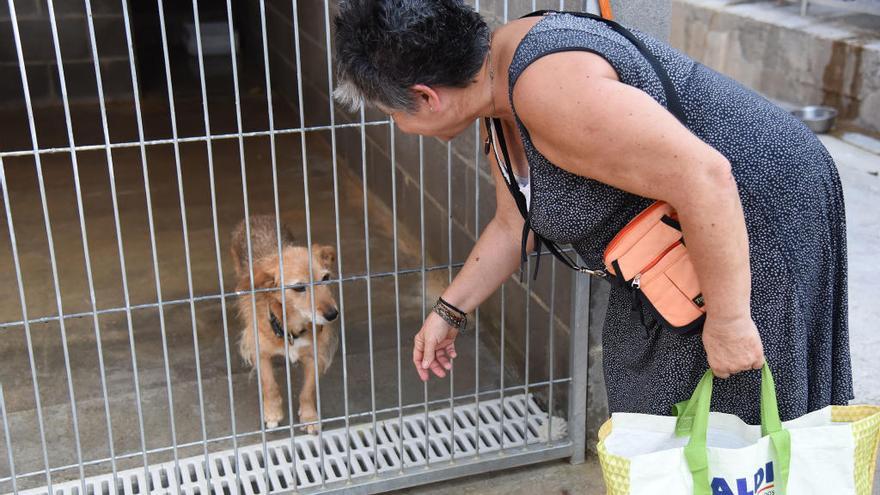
left=323, top=308, right=339, bottom=322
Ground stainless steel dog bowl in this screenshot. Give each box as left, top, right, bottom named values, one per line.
left=791, top=105, right=838, bottom=134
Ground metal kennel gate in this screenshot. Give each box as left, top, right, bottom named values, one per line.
left=0, top=0, right=592, bottom=493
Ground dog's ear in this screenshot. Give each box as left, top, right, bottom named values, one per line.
left=253, top=264, right=277, bottom=289
left=236, top=258, right=278, bottom=292
left=312, top=244, right=336, bottom=269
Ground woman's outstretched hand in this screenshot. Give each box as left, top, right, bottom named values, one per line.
left=413, top=311, right=459, bottom=382
left=702, top=314, right=765, bottom=379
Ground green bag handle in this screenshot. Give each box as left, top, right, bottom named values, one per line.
left=672, top=364, right=791, bottom=495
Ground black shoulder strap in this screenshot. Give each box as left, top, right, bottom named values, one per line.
left=490, top=116, right=529, bottom=219
left=485, top=116, right=606, bottom=278
left=519, top=10, right=686, bottom=123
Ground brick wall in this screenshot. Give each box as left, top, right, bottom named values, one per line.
left=0, top=0, right=133, bottom=106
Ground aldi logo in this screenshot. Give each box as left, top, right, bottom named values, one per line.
left=711, top=461, right=775, bottom=495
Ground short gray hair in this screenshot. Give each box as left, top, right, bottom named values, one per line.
left=333, top=0, right=490, bottom=112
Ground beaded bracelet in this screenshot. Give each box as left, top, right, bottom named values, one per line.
left=432, top=296, right=468, bottom=331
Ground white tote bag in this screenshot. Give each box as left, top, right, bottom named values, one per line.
left=597, top=364, right=880, bottom=495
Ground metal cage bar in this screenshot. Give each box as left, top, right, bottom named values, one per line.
left=188, top=2, right=239, bottom=492
left=0, top=384, right=17, bottom=495
left=0, top=264, right=469, bottom=331
left=0, top=122, right=390, bottom=160
left=6, top=1, right=88, bottom=492
left=258, top=0, right=301, bottom=489
left=117, top=0, right=166, bottom=486
left=318, top=0, right=354, bottom=483
left=220, top=0, right=273, bottom=488
left=446, top=135, right=456, bottom=465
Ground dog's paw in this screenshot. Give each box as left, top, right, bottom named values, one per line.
left=302, top=422, right=321, bottom=436
left=264, top=408, right=284, bottom=430
left=299, top=409, right=320, bottom=435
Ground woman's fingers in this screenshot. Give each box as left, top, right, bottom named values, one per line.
left=703, top=315, right=765, bottom=379
left=712, top=369, right=731, bottom=379
left=412, top=317, right=458, bottom=382
left=412, top=333, right=423, bottom=367
left=421, top=336, right=437, bottom=370
left=428, top=358, right=447, bottom=378
left=416, top=366, right=429, bottom=382
left=412, top=333, right=430, bottom=381
left=751, top=355, right=765, bottom=370
left=443, top=329, right=458, bottom=359
left=435, top=348, right=452, bottom=370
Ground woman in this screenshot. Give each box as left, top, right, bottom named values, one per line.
left=333, top=0, right=852, bottom=423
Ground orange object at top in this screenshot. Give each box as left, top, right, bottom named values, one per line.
left=599, top=0, right=614, bottom=19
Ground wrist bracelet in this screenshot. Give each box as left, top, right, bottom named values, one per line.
left=438, top=297, right=466, bottom=316
left=433, top=297, right=467, bottom=331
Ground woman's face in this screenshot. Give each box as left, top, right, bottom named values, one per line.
left=378, top=86, right=476, bottom=141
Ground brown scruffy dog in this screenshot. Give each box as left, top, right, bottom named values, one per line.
left=231, top=215, right=339, bottom=433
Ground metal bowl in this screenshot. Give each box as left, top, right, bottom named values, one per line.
left=791, top=105, right=838, bottom=134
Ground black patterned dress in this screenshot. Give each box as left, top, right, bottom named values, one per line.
left=508, top=13, right=852, bottom=423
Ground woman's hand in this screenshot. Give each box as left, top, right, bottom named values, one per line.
left=702, top=314, right=765, bottom=379
left=412, top=311, right=459, bottom=382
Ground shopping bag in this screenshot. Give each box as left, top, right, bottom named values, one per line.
left=597, top=364, right=880, bottom=494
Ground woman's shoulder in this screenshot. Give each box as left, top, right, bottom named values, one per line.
left=510, top=50, right=618, bottom=116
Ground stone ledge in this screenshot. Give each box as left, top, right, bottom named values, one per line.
left=671, top=0, right=880, bottom=133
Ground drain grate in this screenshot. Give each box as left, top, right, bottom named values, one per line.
left=16, top=394, right=566, bottom=495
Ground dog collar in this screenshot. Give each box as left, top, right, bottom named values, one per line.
left=269, top=310, right=298, bottom=344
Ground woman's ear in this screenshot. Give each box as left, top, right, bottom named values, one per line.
left=411, top=84, right=442, bottom=113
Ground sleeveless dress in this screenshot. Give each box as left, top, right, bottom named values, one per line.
left=508, top=13, right=852, bottom=423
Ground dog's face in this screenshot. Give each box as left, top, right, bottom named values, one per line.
left=249, top=244, right=339, bottom=334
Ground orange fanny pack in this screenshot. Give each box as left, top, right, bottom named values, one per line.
left=487, top=108, right=707, bottom=333
left=603, top=202, right=706, bottom=333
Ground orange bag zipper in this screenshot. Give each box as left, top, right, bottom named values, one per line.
left=631, top=240, right=682, bottom=289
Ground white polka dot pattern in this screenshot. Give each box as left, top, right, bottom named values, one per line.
left=507, top=13, right=852, bottom=424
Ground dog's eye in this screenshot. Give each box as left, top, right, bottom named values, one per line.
left=293, top=285, right=306, bottom=293
left=322, top=273, right=330, bottom=281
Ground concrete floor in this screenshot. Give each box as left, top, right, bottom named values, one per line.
left=819, top=134, right=880, bottom=408
left=393, top=458, right=606, bottom=495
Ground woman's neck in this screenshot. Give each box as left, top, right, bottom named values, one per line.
left=473, top=19, right=542, bottom=120
left=469, top=37, right=511, bottom=120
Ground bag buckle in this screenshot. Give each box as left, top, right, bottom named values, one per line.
left=579, top=267, right=607, bottom=278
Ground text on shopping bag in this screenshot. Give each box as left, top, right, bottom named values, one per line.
left=712, top=461, right=775, bottom=495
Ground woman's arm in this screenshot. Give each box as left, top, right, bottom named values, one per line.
left=412, top=128, right=534, bottom=381
left=512, top=51, right=763, bottom=378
